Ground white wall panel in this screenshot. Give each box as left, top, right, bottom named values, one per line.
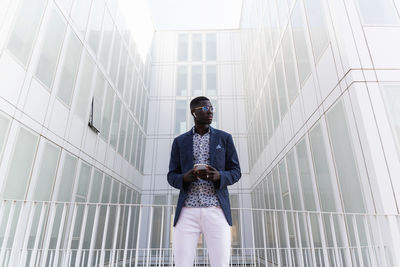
left=0, top=53, right=26, bottom=105
left=365, top=27, right=400, bottom=68
left=316, top=46, right=339, bottom=101
left=23, top=78, right=50, bottom=124
left=219, top=64, right=234, bottom=96
left=157, top=100, right=173, bottom=135
left=155, top=138, right=171, bottom=174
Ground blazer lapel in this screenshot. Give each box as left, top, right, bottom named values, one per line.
left=209, top=127, right=218, bottom=164
left=183, top=130, right=194, bottom=166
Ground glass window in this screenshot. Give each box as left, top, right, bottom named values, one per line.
left=267, top=174, right=275, bottom=209
left=265, top=86, right=274, bottom=139
left=175, top=100, right=187, bottom=134
left=56, top=152, right=78, bottom=201
left=291, top=1, right=312, bottom=85
left=130, top=123, right=138, bottom=166
left=99, top=10, right=113, bottom=70
left=125, top=60, right=134, bottom=99
left=101, top=175, right=111, bottom=203
left=210, top=99, right=218, bottom=128
left=282, top=28, right=299, bottom=104
left=382, top=85, right=400, bottom=153
left=303, top=0, right=330, bottom=61
left=296, top=138, right=317, bottom=211
left=129, top=71, right=138, bottom=112
left=140, top=92, right=147, bottom=127
left=56, top=31, right=83, bottom=106
left=71, top=0, right=92, bottom=35
left=87, top=0, right=105, bottom=55
left=7, top=0, right=47, bottom=66
left=75, top=162, right=92, bottom=200
left=31, top=141, right=60, bottom=201
left=111, top=180, right=120, bottom=203
left=110, top=98, right=122, bottom=148
left=206, top=65, right=217, bottom=96
left=110, top=33, right=122, bottom=84
left=0, top=113, right=10, bottom=159
left=117, top=107, right=127, bottom=155
left=140, top=134, right=146, bottom=173
left=269, top=71, right=280, bottom=129
left=35, top=9, right=67, bottom=89
left=177, top=34, right=188, bottom=61
left=89, top=170, right=102, bottom=203
left=273, top=168, right=283, bottom=209
left=206, top=33, right=216, bottom=61
left=101, top=85, right=114, bottom=141
left=275, top=49, right=288, bottom=117
left=93, top=71, right=106, bottom=130
left=191, top=65, right=202, bottom=96
left=2, top=127, right=38, bottom=199
left=356, top=0, right=400, bottom=24
left=192, top=34, right=202, bottom=61
left=135, top=83, right=142, bottom=118
left=124, top=116, right=133, bottom=161
left=279, top=160, right=291, bottom=210
left=326, top=100, right=365, bottom=213
left=74, top=53, right=95, bottom=121
left=176, top=66, right=188, bottom=96
left=309, top=123, right=338, bottom=212
left=117, top=48, right=128, bottom=94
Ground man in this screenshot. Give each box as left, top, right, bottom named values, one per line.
left=167, top=96, right=241, bottom=267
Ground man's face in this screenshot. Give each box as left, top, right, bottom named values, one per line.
left=192, top=100, right=213, bottom=125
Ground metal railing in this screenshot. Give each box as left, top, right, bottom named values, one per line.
left=0, top=200, right=399, bottom=266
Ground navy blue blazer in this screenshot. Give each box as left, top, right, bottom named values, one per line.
left=167, top=127, right=241, bottom=226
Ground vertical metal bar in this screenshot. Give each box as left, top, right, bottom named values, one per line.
left=99, top=204, right=111, bottom=267
left=123, top=205, right=132, bottom=266
left=328, top=214, right=341, bottom=267
left=158, top=206, right=165, bottom=267
left=87, top=204, right=101, bottom=267
left=94, top=250, right=99, bottom=267
left=250, top=209, right=256, bottom=266
left=16, top=201, right=35, bottom=267
left=39, top=202, right=57, bottom=267
left=146, top=206, right=154, bottom=267
left=363, top=215, right=377, bottom=267
left=29, top=203, right=47, bottom=267
left=49, top=250, right=54, bottom=267
left=261, top=210, right=268, bottom=267
left=75, top=203, right=89, bottom=267
left=62, top=203, right=79, bottom=266
left=305, top=212, right=317, bottom=267
left=272, top=210, right=281, bottom=266
left=134, top=205, right=143, bottom=267
left=351, top=215, right=365, bottom=267
left=53, top=203, right=68, bottom=267
left=110, top=204, right=121, bottom=265
left=284, top=210, right=293, bottom=267
left=294, top=212, right=305, bottom=267
left=0, top=201, right=16, bottom=265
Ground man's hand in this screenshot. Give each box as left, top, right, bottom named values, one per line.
left=202, top=165, right=220, bottom=182
left=183, top=169, right=198, bottom=183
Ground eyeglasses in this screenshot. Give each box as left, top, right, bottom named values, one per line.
left=193, top=105, right=215, bottom=112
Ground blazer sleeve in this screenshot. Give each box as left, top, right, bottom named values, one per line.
left=167, top=138, right=186, bottom=191
left=217, top=134, right=241, bottom=189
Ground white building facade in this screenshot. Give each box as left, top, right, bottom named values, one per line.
left=0, top=0, right=399, bottom=266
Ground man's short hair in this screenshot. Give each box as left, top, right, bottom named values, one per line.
left=190, top=96, right=210, bottom=109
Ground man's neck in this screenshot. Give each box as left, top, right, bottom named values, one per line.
left=194, top=124, right=210, bottom=136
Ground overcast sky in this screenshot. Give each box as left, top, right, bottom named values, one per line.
left=147, top=0, right=243, bottom=30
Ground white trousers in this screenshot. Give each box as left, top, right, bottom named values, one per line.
left=173, top=206, right=231, bottom=267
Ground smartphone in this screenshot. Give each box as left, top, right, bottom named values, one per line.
left=194, top=163, right=207, bottom=170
